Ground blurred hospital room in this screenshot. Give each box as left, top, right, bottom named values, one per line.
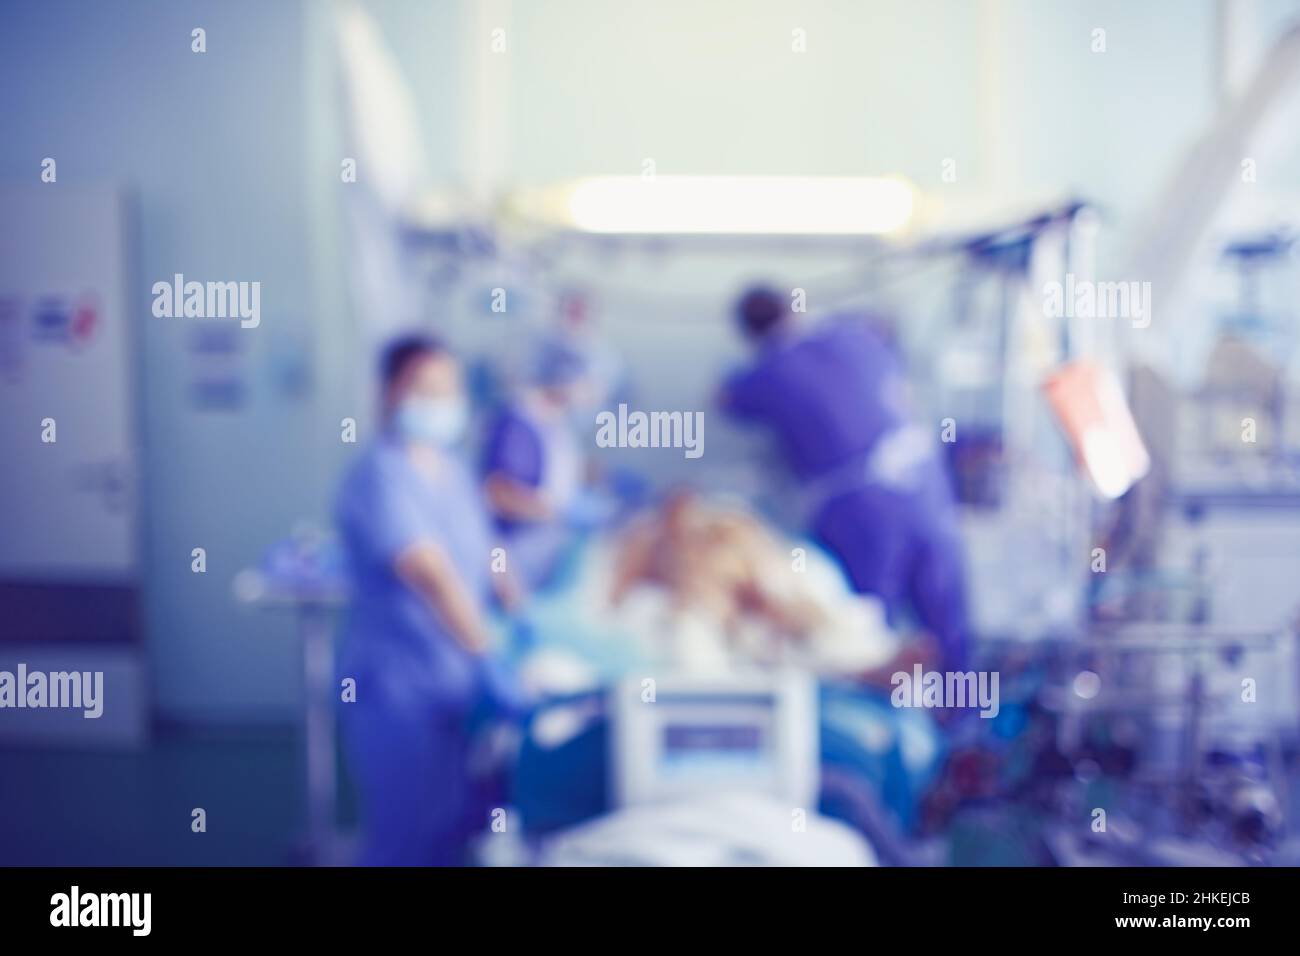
left=5, top=0, right=1300, bottom=870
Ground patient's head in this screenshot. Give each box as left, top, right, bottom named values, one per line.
left=662, top=488, right=701, bottom=537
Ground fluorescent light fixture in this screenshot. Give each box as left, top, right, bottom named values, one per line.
left=510, top=176, right=915, bottom=236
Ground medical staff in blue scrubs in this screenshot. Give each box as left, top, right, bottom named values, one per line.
left=480, top=339, right=592, bottom=590
left=335, top=335, right=514, bottom=866
left=719, top=287, right=970, bottom=672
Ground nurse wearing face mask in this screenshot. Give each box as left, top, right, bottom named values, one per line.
left=335, top=334, right=513, bottom=866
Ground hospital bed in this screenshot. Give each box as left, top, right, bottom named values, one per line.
left=531, top=674, right=874, bottom=867
left=503, top=673, right=939, bottom=867
left=490, top=526, right=949, bottom=866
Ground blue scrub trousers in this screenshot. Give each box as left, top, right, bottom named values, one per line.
left=343, top=687, right=477, bottom=867
left=813, top=466, right=969, bottom=672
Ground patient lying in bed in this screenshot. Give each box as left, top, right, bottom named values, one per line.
left=595, top=490, right=897, bottom=674
left=612, top=491, right=823, bottom=636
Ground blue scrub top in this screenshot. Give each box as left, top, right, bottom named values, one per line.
left=481, top=407, right=544, bottom=532
left=723, top=318, right=909, bottom=481
left=725, top=317, right=969, bottom=671
left=481, top=404, right=582, bottom=515
left=481, top=402, right=585, bottom=588
left=335, top=436, right=493, bottom=713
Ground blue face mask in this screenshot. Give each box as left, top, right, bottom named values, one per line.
left=395, top=396, right=468, bottom=448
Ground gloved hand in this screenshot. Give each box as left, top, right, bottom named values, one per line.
left=476, top=652, right=533, bottom=721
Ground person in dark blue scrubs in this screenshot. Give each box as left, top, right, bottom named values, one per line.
left=719, top=286, right=970, bottom=672
left=335, top=335, right=514, bottom=866
left=480, top=338, right=593, bottom=590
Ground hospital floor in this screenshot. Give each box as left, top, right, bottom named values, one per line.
left=0, top=725, right=357, bottom=867
left=6, top=727, right=1299, bottom=866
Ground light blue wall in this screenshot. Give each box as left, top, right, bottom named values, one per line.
left=0, top=0, right=321, bottom=722
left=493, top=0, right=1300, bottom=216
left=0, top=0, right=475, bottom=724
left=995, top=0, right=1216, bottom=217
left=503, top=0, right=985, bottom=183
